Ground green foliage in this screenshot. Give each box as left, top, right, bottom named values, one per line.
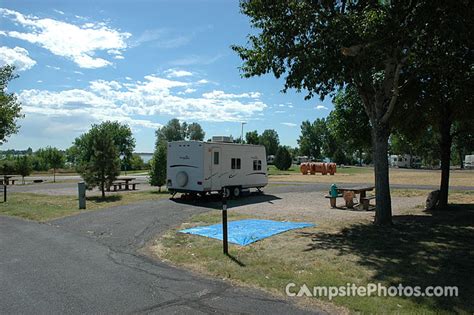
left=41, top=147, right=65, bottom=182
left=187, top=122, right=205, bottom=141
left=149, top=142, right=167, bottom=191
left=327, top=87, right=372, bottom=164
left=298, top=119, right=328, bottom=160
left=245, top=130, right=259, bottom=145
left=0, top=65, right=23, bottom=145
left=75, top=123, right=121, bottom=198
left=274, top=146, right=292, bottom=170
left=156, top=119, right=206, bottom=145
left=259, top=129, right=279, bottom=155
left=15, top=155, right=32, bottom=183
left=129, top=154, right=145, bottom=171
left=0, top=159, right=16, bottom=175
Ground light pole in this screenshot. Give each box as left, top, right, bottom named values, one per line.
left=240, top=122, right=247, bottom=144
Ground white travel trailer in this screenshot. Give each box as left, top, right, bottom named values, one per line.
left=464, top=155, right=474, bottom=169
left=167, top=138, right=268, bottom=198
left=389, top=154, right=421, bottom=168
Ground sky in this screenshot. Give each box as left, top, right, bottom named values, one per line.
left=0, top=0, right=334, bottom=152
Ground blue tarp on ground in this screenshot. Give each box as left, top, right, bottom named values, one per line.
left=179, top=219, right=315, bottom=246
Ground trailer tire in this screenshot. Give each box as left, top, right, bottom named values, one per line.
left=232, top=186, right=241, bottom=198
left=222, top=187, right=231, bottom=198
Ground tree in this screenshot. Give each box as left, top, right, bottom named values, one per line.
left=0, top=65, right=23, bottom=144
left=245, top=130, right=259, bottom=145
left=43, top=147, right=65, bottom=183
left=15, top=155, right=32, bottom=184
left=274, top=146, right=292, bottom=170
left=298, top=119, right=328, bottom=160
left=156, top=119, right=185, bottom=144
left=77, top=129, right=120, bottom=198
left=129, top=154, right=145, bottom=171
left=259, top=129, right=279, bottom=156
left=149, top=142, right=167, bottom=192
left=412, top=1, right=473, bottom=208
left=328, top=87, right=372, bottom=164
left=187, top=122, right=205, bottom=141
left=98, top=121, right=135, bottom=172
left=233, top=1, right=436, bottom=225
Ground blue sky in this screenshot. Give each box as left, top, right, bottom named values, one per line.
left=1, top=0, right=333, bottom=152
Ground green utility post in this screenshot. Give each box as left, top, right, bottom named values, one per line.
left=78, top=182, right=86, bottom=209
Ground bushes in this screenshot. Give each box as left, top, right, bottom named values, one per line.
left=274, top=146, right=292, bottom=170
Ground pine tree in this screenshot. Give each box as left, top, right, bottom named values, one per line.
left=274, top=146, right=292, bottom=171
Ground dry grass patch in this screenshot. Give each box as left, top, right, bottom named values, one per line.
left=150, top=191, right=474, bottom=314
left=270, top=167, right=474, bottom=187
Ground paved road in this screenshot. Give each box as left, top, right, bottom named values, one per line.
left=0, top=196, right=320, bottom=314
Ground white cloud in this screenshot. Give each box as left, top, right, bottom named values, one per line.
left=281, top=122, right=297, bottom=127
left=202, top=90, right=261, bottom=99
left=17, top=74, right=267, bottom=130
left=0, top=46, right=36, bottom=71
left=178, top=88, right=196, bottom=95
left=53, top=9, right=64, bottom=15
left=165, top=69, right=193, bottom=78
left=46, top=65, right=60, bottom=70
left=0, top=8, right=131, bottom=68
left=316, top=105, right=328, bottom=110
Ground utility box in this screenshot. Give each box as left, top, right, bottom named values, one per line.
left=78, top=182, right=86, bottom=209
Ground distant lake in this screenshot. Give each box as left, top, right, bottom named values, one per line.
left=137, top=153, right=153, bottom=163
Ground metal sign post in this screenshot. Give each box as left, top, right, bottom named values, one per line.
left=3, top=184, right=6, bottom=202
left=222, top=188, right=228, bottom=255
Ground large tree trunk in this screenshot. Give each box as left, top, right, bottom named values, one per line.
left=373, top=126, right=392, bottom=225
left=438, top=115, right=452, bottom=209
left=101, top=181, right=105, bottom=198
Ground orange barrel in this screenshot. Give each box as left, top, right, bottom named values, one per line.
left=310, top=162, right=316, bottom=174
left=327, top=163, right=336, bottom=175
left=321, top=162, right=328, bottom=175
left=300, top=163, right=308, bottom=175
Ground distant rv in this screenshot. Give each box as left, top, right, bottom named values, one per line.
left=389, top=154, right=421, bottom=168
left=464, top=155, right=474, bottom=169
left=293, top=156, right=310, bottom=165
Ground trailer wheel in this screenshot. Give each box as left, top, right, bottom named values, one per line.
left=222, top=187, right=231, bottom=198
left=232, top=186, right=241, bottom=198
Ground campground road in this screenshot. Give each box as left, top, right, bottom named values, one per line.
left=0, top=196, right=321, bottom=314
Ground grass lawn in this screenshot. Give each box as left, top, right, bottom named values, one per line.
left=150, top=192, right=474, bottom=314
left=0, top=190, right=169, bottom=221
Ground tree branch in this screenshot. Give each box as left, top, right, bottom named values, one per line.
left=381, top=62, right=404, bottom=124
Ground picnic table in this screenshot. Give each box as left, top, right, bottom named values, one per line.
left=108, top=177, right=138, bottom=191
left=326, top=185, right=375, bottom=210
left=0, top=175, right=16, bottom=186
left=337, top=185, right=375, bottom=210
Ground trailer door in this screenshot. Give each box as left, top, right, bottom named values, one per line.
left=211, top=148, right=221, bottom=190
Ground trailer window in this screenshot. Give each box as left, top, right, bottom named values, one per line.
left=253, top=160, right=262, bottom=171
left=231, top=158, right=241, bottom=169
left=213, top=152, right=219, bottom=165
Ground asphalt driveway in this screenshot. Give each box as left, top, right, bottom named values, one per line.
left=0, top=196, right=321, bottom=314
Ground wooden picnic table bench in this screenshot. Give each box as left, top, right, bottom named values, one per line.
left=0, top=176, right=16, bottom=185
left=107, top=177, right=138, bottom=191
left=326, top=185, right=375, bottom=210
